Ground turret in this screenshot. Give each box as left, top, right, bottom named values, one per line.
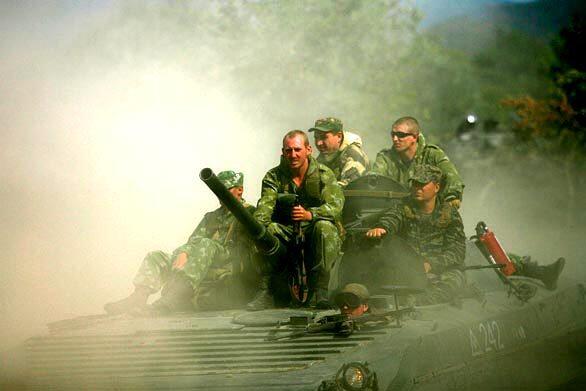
left=199, top=168, right=284, bottom=257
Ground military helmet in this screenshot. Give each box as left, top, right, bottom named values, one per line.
left=334, top=283, right=369, bottom=308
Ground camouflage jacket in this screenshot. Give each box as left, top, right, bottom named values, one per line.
left=254, top=156, right=344, bottom=227
left=372, top=134, right=464, bottom=202
left=174, top=201, right=255, bottom=262
left=317, top=131, right=370, bottom=188
left=375, top=199, right=466, bottom=274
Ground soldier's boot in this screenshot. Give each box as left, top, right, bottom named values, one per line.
left=314, top=288, right=332, bottom=310
left=313, top=268, right=333, bottom=309
left=104, top=285, right=151, bottom=315
left=524, top=257, right=566, bottom=290
left=246, top=277, right=274, bottom=311
left=151, top=274, right=195, bottom=314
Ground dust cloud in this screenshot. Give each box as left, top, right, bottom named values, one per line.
left=0, top=2, right=278, bottom=352
left=1, top=2, right=584, bottom=379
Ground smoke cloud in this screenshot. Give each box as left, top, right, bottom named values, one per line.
left=1, top=4, right=583, bottom=385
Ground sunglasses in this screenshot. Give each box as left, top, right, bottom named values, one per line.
left=391, top=131, right=416, bottom=139
left=334, top=292, right=362, bottom=309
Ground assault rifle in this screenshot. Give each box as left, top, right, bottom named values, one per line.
left=277, top=193, right=309, bottom=304
left=266, top=307, right=414, bottom=341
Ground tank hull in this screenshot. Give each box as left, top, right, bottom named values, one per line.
left=23, top=278, right=586, bottom=390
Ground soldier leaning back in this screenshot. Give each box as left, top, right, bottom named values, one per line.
left=104, top=170, right=259, bottom=315
left=308, top=117, right=370, bottom=188
left=246, top=130, right=344, bottom=310
left=372, top=116, right=464, bottom=208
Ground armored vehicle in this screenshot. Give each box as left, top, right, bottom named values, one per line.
left=23, top=171, right=586, bottom=390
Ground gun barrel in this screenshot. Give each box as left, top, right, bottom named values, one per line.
left=199, top=168, right=283, bottom=257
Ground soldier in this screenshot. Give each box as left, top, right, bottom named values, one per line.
left=333, top=283, right=370, bottom=318
left=247, top=130, right=344, bottom=310
left=104, top=170, right=258, bottom=314
left=308, top=117, right=370, bottom=187
left=372, top=116, right=464, bottom=208
left=366, top=164, right=466, bottom=305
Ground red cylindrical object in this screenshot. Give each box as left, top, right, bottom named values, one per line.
left=479, top=230, right=516, bottom=276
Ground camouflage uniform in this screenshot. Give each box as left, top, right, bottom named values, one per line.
left=254, top=155, right=344, bottom=291
left=133, top=172, right=257, bottom=309
left=372, top=134, right=465, bottom=202
left=375, top=166, right=466, bottom=305
left=309, top=117, right=370, bottom=187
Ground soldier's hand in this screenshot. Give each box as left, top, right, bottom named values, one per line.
left=448, top=199, right=461, bottom=209
left=366, top=228, right=387, bottom=238
left=423, top=262, right=432, bottom=273
left=292, top=205, right=312, bottom=221
left=172, top=252, right=188, bottom=270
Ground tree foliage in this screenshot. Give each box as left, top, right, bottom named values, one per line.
left=501, top=10, right=586, bottom=158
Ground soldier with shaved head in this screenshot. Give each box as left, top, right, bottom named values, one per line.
left=247, top=130, right=344, bottom=310
left=372, top=116, right=464, bottom=208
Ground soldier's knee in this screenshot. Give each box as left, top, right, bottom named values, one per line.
left=313, top=220, right=337, bottom=236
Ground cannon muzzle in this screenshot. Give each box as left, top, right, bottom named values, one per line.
left=199, top=168, right=283, bottom=257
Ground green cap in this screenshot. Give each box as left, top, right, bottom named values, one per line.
left=334, top=283, right=369, bottom=307
left=308, top=117, right=343, bottom=133
left=217, top=170, right=244, bottom=189
left=409, top=164, right=443, bottom=184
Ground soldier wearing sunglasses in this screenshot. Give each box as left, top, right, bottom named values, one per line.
left=333, top=283, right=370, bottom=318
left=372, top=116, right=464, bottom=208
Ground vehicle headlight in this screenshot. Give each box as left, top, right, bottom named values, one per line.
left=344, top=366, right=366, bottom=389
left=335, top=361, right=377, bottom=391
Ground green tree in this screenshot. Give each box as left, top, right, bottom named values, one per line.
left=500, top=11, right=586, bottom=227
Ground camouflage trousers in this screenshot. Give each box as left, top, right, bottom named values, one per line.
left=267, top=220, right=342, bottom=290
left=133, top=238, right=229, bottom=295
left=414, top=269, right=467, bottom=306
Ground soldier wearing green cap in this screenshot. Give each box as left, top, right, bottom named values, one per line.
left=308, top=117, right=370, bottom=188
left=104, top=170, right=259, bottom=315
left=372, top=116, right=465, bottom=208
left=247, top=130, right=344, bottom=310
left=366, top=164, right=467, bottom=305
